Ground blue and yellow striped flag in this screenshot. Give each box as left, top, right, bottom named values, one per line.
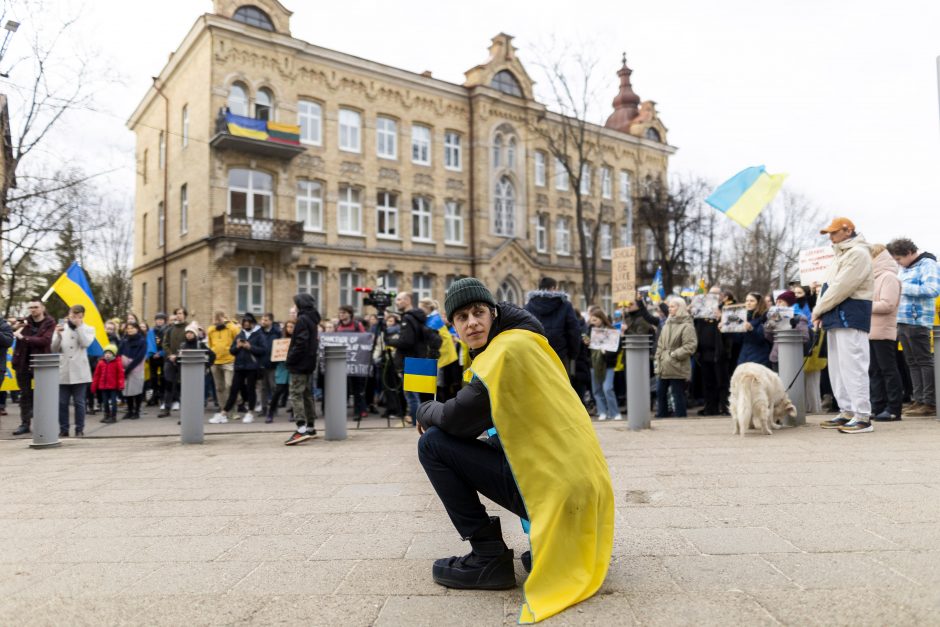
left=403, top=357, right=437, bottom=394
left=706, top=165, right=787, bottom=228
left=42, top=261, right=108, bottom=357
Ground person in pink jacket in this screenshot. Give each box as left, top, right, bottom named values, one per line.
left=868, top=244, right=903, bottom=421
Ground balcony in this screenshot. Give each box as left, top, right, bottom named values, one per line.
left=211, top=215, right=305, bottom=263
left=210, top=109, right=306, bottom=160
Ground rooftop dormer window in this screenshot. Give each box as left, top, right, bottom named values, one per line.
left=233, top=5, right=275, bottom=31
left=491, top=70, right=523, bottom=98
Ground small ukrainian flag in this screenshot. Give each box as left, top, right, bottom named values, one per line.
left=403, top=357, right=437, bottom=394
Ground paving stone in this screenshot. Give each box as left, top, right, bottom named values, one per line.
left=312, top=532, right=415, bottom=560
left=231, top=560, right=355, bottom=595
left=680, top=527, right=799, bottom=554
left=335, top=558, right=445, bottom=595
left=756, top=589, right=924, bottom=626
left=662, top=554, right=798, bottom=592
left=375, top=594, right=506, bottom=626
left=764, top=552, right=915, bottom=589
left=626, top=590, right=777, bottom=626
left=600, top=556, right=682, bottom=594
left=130, top=562, right=260, bottom=595
left=247, top=593, right=385, bottom=626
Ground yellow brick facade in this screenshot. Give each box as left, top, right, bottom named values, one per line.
left=128, top=0, right=674, bottom=323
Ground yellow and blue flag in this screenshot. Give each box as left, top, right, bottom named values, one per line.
left=706, top=165, right=787, bottom=228
left=649, top=267, right=665, bottom=303
left=403, top=357, right=437, bottom=394
left=42, top=261, right=108, bottom=357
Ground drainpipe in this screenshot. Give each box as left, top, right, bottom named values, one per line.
left=467, top=88, right=477, bottom=277
left=152, top=77, right=169, bottom=311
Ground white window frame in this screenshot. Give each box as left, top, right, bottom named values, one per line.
left=582, top=220, right=594, bottom=258
left=339, top=108, right=361, bottom=153
left=601, top=285, right=612, bottom=314
left=339, top=270, right=363, bottom=309
left=444, top=201, right=463, bottom=244
left=376, top=191, right=399, bottom=239
left=180, top=269, right=188, bottom=309
left=411, top=124, right=431, bottom=165
left=555, top=217, right=570, bottom=255
left=534, top=151, right=546, bottom=187
left=376, top=116, right=397, bottom=160
left=492, top=134, right=502, bottom=168
left=228, top=82, right=249, bottom=117
left=338, top=186, right=362, bottom=235
left=601, top=222, right=612, bottom=259
left=620, top=224, right=630, bottom=247
left=644, top=227, right=657, bottom=262
left=298, top=100, right=322, bottom=146
left=412, top=273, right=433, bottom=302
left=228, top=169, right=274, bottom=220
left=237, top=266, right=264, bottom=314
left=444, top=131, right=462, bottom=171
left=179, top=183, right=188, bottom=235
left=580, top=163, right=591, bottom=195
left=378, top=271, right=399, bottom=292
left=181, top=105, right=189, bottom=147
left=157, top=202, right=165, bottom=248
left=601, top=167, right=612, bottom=199
left=619, top=170, right=632, bottom=202
left=555, top=157, right=568, bottom=191
left=158, top=132, right=165, bottom=169
left=507, top=137, right=516, bottom=169
left=412, top=196, right=432, bottom=242
left=297, top=269, right=321, bottom=307
left=255, top=88, right=274, bottom=121
left=535, top=213, right=548, bottom=253
left=296, top=180, right=323, bottom=231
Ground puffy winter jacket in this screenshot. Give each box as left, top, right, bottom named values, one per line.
left=286, top=293, right=321, bottom=375
left=870, top=249, right=901, bottom=340
left=91, top=357, right=125, bottom=393
left=896, top=251, right=940, bottom=328
left=229, top=327, right=266, bottom=370
left=524, top=290, right=581, bottom=362
left=813, top=234, right=874, bottom=333
left=737, top=311, right=772, bottom=368
left=207, top=321, right=240, bottom=366
left=654, top=313, right=697, bottom=380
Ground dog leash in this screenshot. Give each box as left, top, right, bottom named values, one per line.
left=784, top=355, right=809, bottom=393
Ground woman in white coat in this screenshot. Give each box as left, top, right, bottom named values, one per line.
left=51, top=305, right=97, bottom=437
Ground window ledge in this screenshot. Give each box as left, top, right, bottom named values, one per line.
left=376, top=234, right=402, bottom=241
left=338, top=231, right=366, bottom=238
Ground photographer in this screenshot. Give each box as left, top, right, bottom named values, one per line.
left=51, top=305, right=97, bottom=437
left=11, top=300, right=56, bottom=435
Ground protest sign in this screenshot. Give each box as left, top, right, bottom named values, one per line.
left=799, top=246, right=835, bottom=286
left=720, top=304, right=748, bottom=333
left=766, top=306, right=794, bottom=330
left=691, top=294, right=721, bottom=320
left=611, top=246, right=637, bottom=306
left=589, top=327, right=621, bottom=352
left=270, top=338, right=291, bottom=362
left=317, top=332, right=373, bottom=377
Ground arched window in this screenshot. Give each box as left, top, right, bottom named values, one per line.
left=233, top=5, right=275, bottom=31
left=645, top=127, right=662, bottom=142
left=492, top=134, right=502, bottom=168
left=228, top=168, right=273, bottom=220
left=255, top=88, right=274, bottom=121
left=496, top=280, right=520, bottom=304
left=491, top=70, right=523, bottom=98
left=507, top=137, right=516, bottom=168
left=228, top=82, right=249, bottom=116
left=494, top=176, right=515, bottom=236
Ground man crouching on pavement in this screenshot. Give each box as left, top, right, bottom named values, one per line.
left=416, top=278, right=614, bottom=624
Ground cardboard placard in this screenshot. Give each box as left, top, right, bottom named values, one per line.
left=589, top=327, right=621, bottom=352
left=798, top=246, right=835, bottom=286
left=270, top=338, right=291, bottom=362
left=611, top=246, right=637, bottom=306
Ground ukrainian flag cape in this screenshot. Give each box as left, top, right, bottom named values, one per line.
left=470, top=329, right=614, bottom=623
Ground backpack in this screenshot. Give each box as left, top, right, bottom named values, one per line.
left=423, top=324, right=442, bottom=360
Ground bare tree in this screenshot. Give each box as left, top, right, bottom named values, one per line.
left=529, top=46, right=610, bottom=306
left=93, top=197, right=134, bottom=319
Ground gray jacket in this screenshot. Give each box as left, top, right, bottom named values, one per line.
left=51, top=322, right=96, bottom=384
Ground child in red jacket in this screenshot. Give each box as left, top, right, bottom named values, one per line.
left=92, top=344, right=125, bottom=424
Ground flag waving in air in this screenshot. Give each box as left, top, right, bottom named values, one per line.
left=706, top=165, right=787, bottom=228
left=42, top=262, right=108, bottom=357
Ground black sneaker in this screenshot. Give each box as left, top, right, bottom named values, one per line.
left=59, top=430, right=69, bottom=438
left=157, top=409, right=170, bottom=418
left=838, top=420, right=873, bottom=434
left=285, top=431, right=313, bottom=446
left=872, top=410, right=900, bottom=422
left=521, top=550, right=531, bottom=573
left=13, top=424, right=30, bottom=436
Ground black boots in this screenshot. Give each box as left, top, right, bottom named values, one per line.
left=432, top=516, right=516, bottom=590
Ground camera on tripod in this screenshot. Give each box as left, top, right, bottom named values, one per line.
left=355, top=286, right=396, bottom=316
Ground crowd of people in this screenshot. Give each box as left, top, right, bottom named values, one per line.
left=1, top=218, right=937, bottom=440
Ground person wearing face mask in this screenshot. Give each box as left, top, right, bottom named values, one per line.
left=414, top=279, right=613, bottom=623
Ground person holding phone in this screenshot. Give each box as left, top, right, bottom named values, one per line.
left=51, top=305, right=96, bottom=437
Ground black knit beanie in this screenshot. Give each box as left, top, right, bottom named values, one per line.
left=444, top=278, right=497, bottom=320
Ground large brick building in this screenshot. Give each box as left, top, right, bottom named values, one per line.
left=128, top=0, right=673, bottom=321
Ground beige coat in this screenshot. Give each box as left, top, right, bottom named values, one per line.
left=51, top=322, right=96, bottom=384
left=869, top=249, right=901, bottom=341
left=654, top=314, right=697, bottom=380
left=812, top=234, right=874, bottom=318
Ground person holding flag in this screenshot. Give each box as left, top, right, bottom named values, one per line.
left=414, top=277, right=614, bottom=623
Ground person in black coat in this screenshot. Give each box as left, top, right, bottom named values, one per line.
left=524, top=277, right=581, bottom=373
left=285, top=293, right=321, bottom=445
left=219, top=314, right=266, bottom=423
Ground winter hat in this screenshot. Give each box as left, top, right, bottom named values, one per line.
left=185, top=322, right=201, bottom=336
left=776, top=290, right=797, bottom=306
left=103, top=344, right=118, bottom=356
left=444, top=278, right=497, bottom=320
left=241, top=312, right=258, bottom=325
left=154, top=312, right=168, bottom=321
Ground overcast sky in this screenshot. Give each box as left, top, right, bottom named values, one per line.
left=8, top=0, right=940, bottom=256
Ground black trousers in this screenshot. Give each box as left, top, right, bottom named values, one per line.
left=16, top=372, right=34, bottom=425
left=418, top=426, right=528, bottom=539
left=224, top=370, right=258, bottom=413
left=869, top=339, right=903, bottom=416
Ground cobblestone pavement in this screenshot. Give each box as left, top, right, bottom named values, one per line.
left=1, top=409, right=939, bottom=626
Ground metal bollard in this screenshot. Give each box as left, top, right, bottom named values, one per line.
left=623, top=335, right=652, bottom=431
left=775, top=328, right=806, bottom=426
left=179, top=349, right=207, bottom=444
left=934, top=325, right=939, bottom=415
left=323, top=345, right=347, bottom=441
left=30, top=353, right=62, bottom=448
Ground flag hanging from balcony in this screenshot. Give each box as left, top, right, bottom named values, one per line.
left=705, top=165, right=787, bottom=228
left=225, top=111, right=300, bottom=145
left=41, top=261, right=109, bottom=357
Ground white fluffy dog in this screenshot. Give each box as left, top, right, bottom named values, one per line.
left=729, top=363, right=797, bottom=436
